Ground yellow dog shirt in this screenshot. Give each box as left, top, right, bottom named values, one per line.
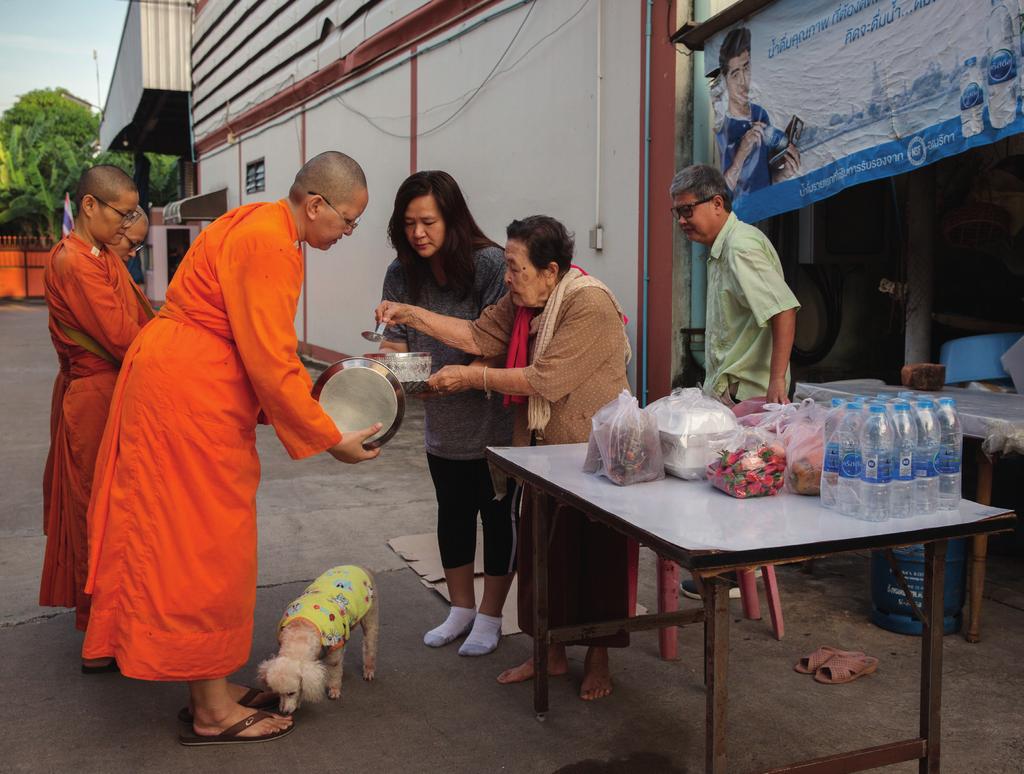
left=279, top=565, right=374, bottom=653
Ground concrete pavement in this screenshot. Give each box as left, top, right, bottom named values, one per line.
left=2, top=300, right=1022, bottom=773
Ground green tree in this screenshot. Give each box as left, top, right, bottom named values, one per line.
left=0, top=88, right=183, bottom=239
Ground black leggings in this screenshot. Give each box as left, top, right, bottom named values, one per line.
left=426, top=454, right=516, bottom=576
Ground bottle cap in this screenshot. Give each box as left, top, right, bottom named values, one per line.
left=893, top=401, right=911, bottom=411
left=869, top=404, right=886, bottom=414
left=939, top=397, right=956, bottom=406
left=831, top=397, right=844, bottom=407
left=846, top=401, right=861, bottom=409
left=917, top=399, right=934, bottom=409
left=964, top=57, right=977, bottom=67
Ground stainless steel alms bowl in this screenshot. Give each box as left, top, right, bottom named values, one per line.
left=361, top=351, right=432, bottom=384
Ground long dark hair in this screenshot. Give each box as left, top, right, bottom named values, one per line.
left=387, top=170, right=499, bottom=304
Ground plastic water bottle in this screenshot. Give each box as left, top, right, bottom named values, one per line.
left=820, top=397, right=845, bottom=509
left=935, top=398, right=963, bottom=510
left=836, top=402, right=864, bottom=519
left=913, top=400, right=940, bottom=515
left=890, top=402, right=918, bottom=518
left=986, top=0, right=1019, bottom=128
left=960, top=57, right=986, bottom=137
left=859, top=405, right=894, bottom=522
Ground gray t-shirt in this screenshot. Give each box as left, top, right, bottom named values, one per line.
left=382, top=246, right=514, bottom=460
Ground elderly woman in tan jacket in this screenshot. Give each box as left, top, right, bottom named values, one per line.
left=376, top=215, right=634, bottom=701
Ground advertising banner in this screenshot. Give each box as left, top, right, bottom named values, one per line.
left=704, top=0, right=1024, bottom=222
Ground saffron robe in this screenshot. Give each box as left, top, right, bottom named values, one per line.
left=83, top=201, right=341, bottom=680
left=40, top=232, right=152, bottom=631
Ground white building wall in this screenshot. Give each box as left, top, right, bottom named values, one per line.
left=195, top=0, right=644, bottom=386
left=303, top=64, right=411, bottom=357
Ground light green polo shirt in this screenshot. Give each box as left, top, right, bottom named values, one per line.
left=704, top=212, right=800, bottom=401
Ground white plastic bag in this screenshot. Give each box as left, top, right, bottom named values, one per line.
left=583, top=390, right=664, bottom=486
left=646, top=388, right=738, bottom=480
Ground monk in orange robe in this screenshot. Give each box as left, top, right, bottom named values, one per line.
left=84, top=151, right=379, bottom=745
left=40, top=166, right=152, bottom=666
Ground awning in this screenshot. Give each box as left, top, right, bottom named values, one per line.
left=672, top=0, right=776, bottom=52
left=163, top=189, right=228, bottom=224
left=100, top=0, right=192, bottom=155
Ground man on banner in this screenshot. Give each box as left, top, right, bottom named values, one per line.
left=40, top=166, right=153, bottom=666
left=670, top=164, right=799, bottom=405
left=714, top=27, right=801, bottom=198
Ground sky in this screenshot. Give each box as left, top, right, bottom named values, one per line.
left=0, top=0, right=130, bottom=114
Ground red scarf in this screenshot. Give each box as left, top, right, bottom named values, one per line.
left=503, top=264, right=597, bottom=407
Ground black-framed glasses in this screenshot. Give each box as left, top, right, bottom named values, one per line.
left=671, top=196, right=715, bottom=220
left=92, top=196, right=142, bottom=228
left=308, top=190, right=360, bottom=231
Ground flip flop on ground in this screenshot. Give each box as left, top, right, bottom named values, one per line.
left=177, top=710, right=294, bottom=747
left=177, top=687, right=279, bottom=724
left=793, top=646, right=864, bottom=674
left=814, top=654, right=879, bottom=685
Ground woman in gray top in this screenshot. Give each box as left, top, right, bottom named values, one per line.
left=380, top=171, right=514, bottom=656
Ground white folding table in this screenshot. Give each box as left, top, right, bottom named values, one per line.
left=487, top=443, right=1016, bottom=774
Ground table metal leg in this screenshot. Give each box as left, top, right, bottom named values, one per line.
left=657, top=557, right=680, bottom=660
left=704, top=577, right=729, bottom=774
left=966, top=446, right=994, bottom=643
left=920, top=540, right=946, bottom=774
left=532, top=487, right=550, bottom=720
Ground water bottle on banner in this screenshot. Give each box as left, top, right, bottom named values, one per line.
left=820, top=397, right=846, bottom=510
left=936, top=398, right=963, bottom=511
left=913, top=400, right=940, bottom=516
left=859, top=405, right=894, bottom=522
left=960, top=57, right=986, bottom=137
left=890, top=402, right=918, bottom=518
left=836, top=402, right=864, bottom=519
left=986, top=0, right=1019, bottom=128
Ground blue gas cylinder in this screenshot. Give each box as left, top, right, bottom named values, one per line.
left=869, top=539, right=967, bottom=635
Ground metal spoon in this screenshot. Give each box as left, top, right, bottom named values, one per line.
left=361, top=321, right=387, bottom=342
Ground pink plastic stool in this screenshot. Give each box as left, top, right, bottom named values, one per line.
left=737, top=566, right=785, bottom=640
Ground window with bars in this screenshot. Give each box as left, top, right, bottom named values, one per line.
left=245, top=159, right=265, bottom=194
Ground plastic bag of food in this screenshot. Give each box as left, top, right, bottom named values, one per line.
left=780, top=400, right=827, bottom=495
left=647, top=388, right=738, bottom=480
left=706, top=427, right=786, bottom=498
left=583, top=390, right=664, bottom=486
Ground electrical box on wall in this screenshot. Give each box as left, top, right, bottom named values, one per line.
left=798, top=179, right=894, bottom=265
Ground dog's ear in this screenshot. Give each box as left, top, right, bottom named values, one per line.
left=299, top=659, right=327, bottom=702
left=256, top=656, right=276, bottom=688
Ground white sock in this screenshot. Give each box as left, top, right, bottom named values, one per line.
left=458, top=613, right=502, bottom=656
left=423, top=606, right=476, bottom=648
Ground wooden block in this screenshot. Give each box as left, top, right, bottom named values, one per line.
left=900, top=363, right=946, bottom=390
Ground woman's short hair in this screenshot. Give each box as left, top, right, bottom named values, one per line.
left=506, top=216, right=574, bottom=273
left=387, top=170, right=497, bottom=303
left=719, top=27, right=751, bottom=75
left=668, top=164, right=733, bottom=213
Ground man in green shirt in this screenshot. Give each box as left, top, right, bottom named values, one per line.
left=670, top=164, right=799, bottom=404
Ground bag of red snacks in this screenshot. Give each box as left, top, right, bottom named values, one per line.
left=706, top=428, right=787, bottom=498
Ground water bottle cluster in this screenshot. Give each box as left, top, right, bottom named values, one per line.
left=961, top=1, right=1024, bottom=136
left=820, top=394, right=962, bottom=521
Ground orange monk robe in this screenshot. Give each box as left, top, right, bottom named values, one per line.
left=84, top=201, right=341, bottom=681
left=40, top=232, right=153, bottom=631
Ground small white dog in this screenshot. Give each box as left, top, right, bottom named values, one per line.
left=258, top=565, right=379, bottom=714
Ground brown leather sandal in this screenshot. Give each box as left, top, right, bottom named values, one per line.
left=177, top=710, right=294, bottom=746
left=177, top=687, right=279, bottom=724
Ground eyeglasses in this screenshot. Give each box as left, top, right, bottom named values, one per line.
left=308, top=190, right=360, bottom=231
left=130, top=242, right=146, bottom=258
left=92, top=196, right=142, bottom=228
left=671, top=196, right=715, bottom=220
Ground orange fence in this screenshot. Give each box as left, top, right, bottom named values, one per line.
left=0, top=236, right=51, bottom=299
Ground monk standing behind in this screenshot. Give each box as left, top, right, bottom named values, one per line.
left=108, top=207, right=149, bottom=274
left=40, top=166, right=152, bottom=667
left=83, top=152, right=379, bottom=746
